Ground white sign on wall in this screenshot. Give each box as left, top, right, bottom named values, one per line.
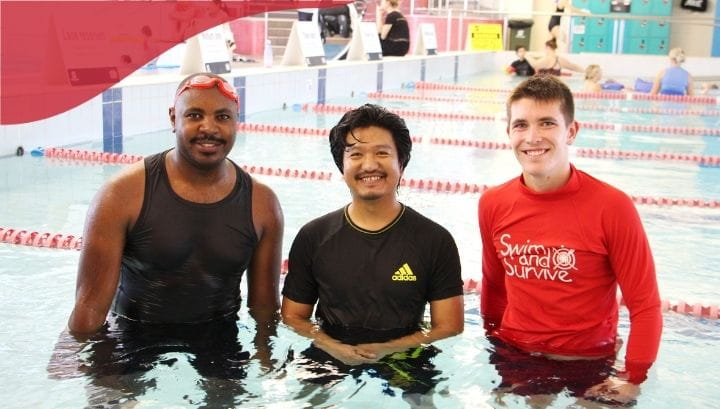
left=414, top=23, right=438, bottom=56
left=281, top=21, right=326, bottom=66
left=181, top=25, right=231, bottom=74
left=347, top=22, right=383, bottom=61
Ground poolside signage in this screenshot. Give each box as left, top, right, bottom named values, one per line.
left=281, top=21, right=326, bottom=67
left=347, top=22, right=383, bottom=61
left=414, top=23, right=438, bottom=55
left=465, top=23, right=503, bottom=51
left=181, top=25, right=231, bottom=74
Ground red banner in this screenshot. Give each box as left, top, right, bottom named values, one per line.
left=0, top=1, right=348, bottom=124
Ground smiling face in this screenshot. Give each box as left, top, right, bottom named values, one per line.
left=342, top=126, right=402, bottom=203
left=507, top=97, right=578, bottom=192
left=170, top=86, right=237, bottom=170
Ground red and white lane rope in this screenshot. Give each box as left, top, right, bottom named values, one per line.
left=414, top=81, right=720, bottom=105
left=42, top=148, right=720, bottom=208
left=366, top=91, right=720, bottom=117
left=462, top=278, right=719, bottom=320
left=237, top=122, right=717, bottom=167
left=428, top=137, right=720, bottom=167
left=0, top=227, right=82, bottom=250
left=306, top=104, right=720, bottom=137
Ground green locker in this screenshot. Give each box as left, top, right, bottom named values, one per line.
left=649, top=20, right=670, bottom=37
left=626, top=20, right=651, bottom=37
left=652, top=0, right=673, bottom=16
left=648, top=37, right=669, bottom=55
left=623, top=37, right=648, bottom=54
left=631, top=0, right=653, bottom=15
left=588, top=36, right=612, bottom=52
left=572, top=35, right=588, bottom=52
left=588, top=0, right=610, bottom=14
left=586, top=17, right=612, bottom=36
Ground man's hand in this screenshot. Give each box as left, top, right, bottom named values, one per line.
left=314, top=339, right=376, bottom=366
left=585, top=377, right=639, bottom=405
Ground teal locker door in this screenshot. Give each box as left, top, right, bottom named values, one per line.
left=649, top=20, right=670, bottom=37
left=652, top=0, right=673, bottom=16
left=586, top=17, right=612, bottom=36
left=588, top=36, right=612, bottom=53
left=623, top=37, right=648, bottom=54
left=572, top=0, right=591, bottom=9
left=589, top=0, right=610, bottom=14
left=572, top=35, right=588, bottom=53
left=626, top=20, right=651, bottom=37
left=648, top=37, right=669, bottom=55
left=631, top=0, right=653, bottom=15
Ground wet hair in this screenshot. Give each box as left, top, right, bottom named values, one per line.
left=328, top=103, right=412, bottom=173
left=515, top=45, right=527, bottom=53
left=545, top=38, right=558, bottom=50
left=585, top=64, right=601, bottom=81
left=669, top=47, right=685, bottom=64
left=387, top=0, right=400, bottom=7
left=506, top=75, right=575, bottom=125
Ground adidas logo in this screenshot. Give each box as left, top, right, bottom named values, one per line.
left=392, top=263, right=417, bottom=282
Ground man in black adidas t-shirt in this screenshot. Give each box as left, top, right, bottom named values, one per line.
left=281, top=103, right=463, bottom=396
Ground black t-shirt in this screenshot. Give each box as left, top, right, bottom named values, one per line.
left=282, top=204, right=462, bottom=344
left=511, top=59, right=535, bottom=76
left=384, top=11, right=409, bottom=42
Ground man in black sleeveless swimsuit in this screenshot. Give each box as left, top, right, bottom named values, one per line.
left=281, top=104, right=463, bottom=403
left=62, top=73, right=284, bottom=407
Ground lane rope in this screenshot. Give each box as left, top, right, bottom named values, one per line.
left=366, top=91, right=720, bottom=117
left=42, top=148, right=720, bottom=208
left=306, top=103, right=720, bottom=137
left=414, top=81, right=720, bottom=105
left=462, top=278, right=718, bottom=320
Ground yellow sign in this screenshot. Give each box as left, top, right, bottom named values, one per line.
left=466, top=23, right=503, bottom=51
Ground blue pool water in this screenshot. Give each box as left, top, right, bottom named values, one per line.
left=0, top=74, right=719, bottom=408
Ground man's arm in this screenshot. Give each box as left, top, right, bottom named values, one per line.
left=247, top=179, right=283, bottom=313
left=247, top=180, right=284, bottom=369
left=686, top=74, right=694, bottom=96
left=354, top=295, right=463, bottom=361
left=479, top=195, right=507, bottom=331
left=67, top=165, right=142, bottom=337
left=281, top=298, right=374, bottom=365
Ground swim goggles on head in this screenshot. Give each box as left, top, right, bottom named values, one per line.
left=174, top=75, right=239, bottom=105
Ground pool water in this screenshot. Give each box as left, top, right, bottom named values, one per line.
left=0, top=74, right=719, bottom=408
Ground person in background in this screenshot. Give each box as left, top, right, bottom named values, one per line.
left=281, top=104, right=463, bottom=402
left=583, top=64, right=602, bottom=92
left=479, top=75, right=662, bottom=405
left=651, top=47, right=694, bottom=96
left=376, top=0, right=409, bottom=56
left=548, top=0, right=590, bottom=53
left=508, top=45, right=536, bottom=77
left=527, top=39, right=584, bottom=76
left=64, top=72, right=284, bottom=406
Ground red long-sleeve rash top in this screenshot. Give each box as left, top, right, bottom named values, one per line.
left=479, top=166, right=662, bottom=384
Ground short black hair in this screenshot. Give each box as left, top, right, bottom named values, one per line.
left=328, top=104, right=412, bottom=173
left=515, top=45, right=526, bottom=52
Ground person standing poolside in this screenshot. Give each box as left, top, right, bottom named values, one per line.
left=281, top=103, right=463, bottom=399
left=376, top=0, right=409, bottom=56
left=479, top=76, right=662, bottom=404
left=651, top=47, right=694, bottom=96
left=64, top=72, right=284, bottom=405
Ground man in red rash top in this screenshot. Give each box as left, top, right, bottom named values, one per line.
left=479, top=76, right=662, bottom=404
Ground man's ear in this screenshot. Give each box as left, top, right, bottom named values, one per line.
left=169, top=107, right=176, bottom=132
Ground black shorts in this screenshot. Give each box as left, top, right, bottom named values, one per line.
left=296, top=344, right=443, bottom=396
left=488, top=337, right=616, bottom=397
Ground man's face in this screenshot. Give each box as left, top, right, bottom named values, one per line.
left=342, top=126, right=403, bottom=202
left=516, top=47, right=526, bottom=59
left=507, top=98, right=578, bottom=191
left=170, top=86, right=237, bottom=170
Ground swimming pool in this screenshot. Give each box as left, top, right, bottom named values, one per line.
left=1, top=73, right=719, bottom=408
